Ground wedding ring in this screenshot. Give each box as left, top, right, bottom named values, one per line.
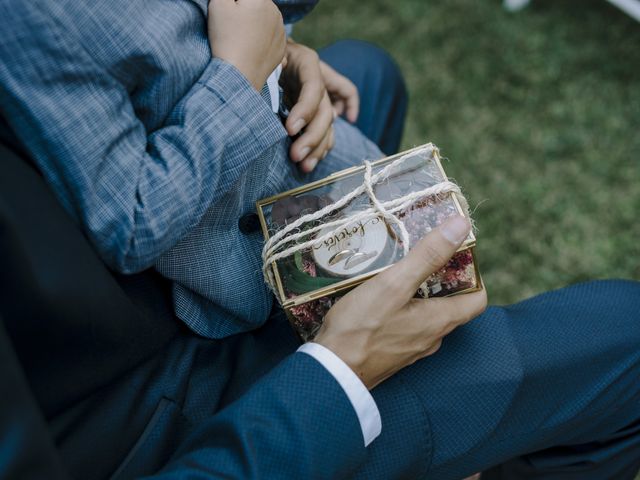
left=312, top=218, right=388, bottom=277
left=328, top=249, right=356, bottom=266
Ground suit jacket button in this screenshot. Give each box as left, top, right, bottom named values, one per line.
left=238, top=213, right=261, bottom=234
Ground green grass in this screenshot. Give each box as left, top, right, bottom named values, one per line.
left=296, top=0, right=640, bottom=306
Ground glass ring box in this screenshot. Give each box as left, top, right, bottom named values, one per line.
left=257, top=144, right=481, bottom=341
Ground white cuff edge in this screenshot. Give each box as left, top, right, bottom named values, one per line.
left=297, top=342, right=381, bottom=447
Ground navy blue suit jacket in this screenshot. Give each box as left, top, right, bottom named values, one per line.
left=0, top=142, right=368, bottom=479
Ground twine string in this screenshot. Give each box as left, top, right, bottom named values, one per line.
left=261, top=145, right=465, bottom=296
left=362, top=159, right=411, bottom=257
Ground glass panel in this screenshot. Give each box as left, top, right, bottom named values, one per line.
left=259, top=147, right=476, bottom=304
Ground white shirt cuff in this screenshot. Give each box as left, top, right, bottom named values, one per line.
left=297, top=342, right=382, bottom=447
left=266, top=64, right=282, bottom=113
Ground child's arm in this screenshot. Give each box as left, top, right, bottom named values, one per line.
left=208, top=0, right=287, bottom=91
left=0, top=1, right=286, bottom=274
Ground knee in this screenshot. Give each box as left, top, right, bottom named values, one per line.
left=327, top=39, right=408, bottom=102
left=361, top=40, right=407, bottom=101
left=529, top=279, right=640, bottom=340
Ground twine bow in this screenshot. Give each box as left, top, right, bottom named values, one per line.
left=262, top=145, right=466, bottom=297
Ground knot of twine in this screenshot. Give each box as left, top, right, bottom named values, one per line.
left=262, top=145, right=466, bottom=297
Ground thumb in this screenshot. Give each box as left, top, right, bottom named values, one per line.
left=382, top=215, right=471, bottom=299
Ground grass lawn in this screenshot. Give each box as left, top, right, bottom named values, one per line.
left=296, top=0, right=640, bottom=306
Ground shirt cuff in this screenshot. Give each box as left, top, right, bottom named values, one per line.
left=198, top=58, right=286, bottom=153
left=297, top=342, right=381, bottom=447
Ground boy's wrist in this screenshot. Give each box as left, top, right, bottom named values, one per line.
left=212, top=55, right=266, bottom=92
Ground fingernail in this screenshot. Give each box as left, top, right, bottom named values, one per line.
left=305, top=158, right=318, bottom=171
left=440, top=216, right=470, bottom=245
left=298, top=146, right=311, bottom=161
left=291, top=119, right=306, bottom=135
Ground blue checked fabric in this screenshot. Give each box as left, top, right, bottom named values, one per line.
left=0, top=0, right=382, bottom=338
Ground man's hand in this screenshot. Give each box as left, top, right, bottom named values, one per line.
left=281, top=41, right=336, bottom=173
left=208, top=0, right=286, bottom=92
left=320, top=61, right=360, bottom=124
left=314, top=216, right=487, bottom=390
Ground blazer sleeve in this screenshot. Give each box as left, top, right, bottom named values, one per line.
left=0, top=329, right=366, bottom=480
left=0, top=2, right=286, bottom=274
left=148, top=353, right=368, bottom=480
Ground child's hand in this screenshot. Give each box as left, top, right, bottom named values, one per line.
left=208, top=0, right=286, bottom=92
left=315, top=216, right=487, bottom=390
left=320, top=61, right=360, bottom=124
left=282, top=40, right=336, bottom=173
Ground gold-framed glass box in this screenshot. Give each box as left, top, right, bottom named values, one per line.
left=257, top=145, right=481, bottom=341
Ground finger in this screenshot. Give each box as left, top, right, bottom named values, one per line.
left=290, top=92, right=334, bottom=162
left=400, top=290, right=486, bottom=354
left=331, top=76, right=359, bottom=123
left=423, top=339, right=443, bottom=356
left=421, top=289, right=488, bottom=333
left=299, top=126, right=333, bottom=173
left=344, top=86, right=360, bottom=123
left=320, top=61, right=359, bottom=123
left=327, top=126, right=335, bottom=150
left=332, top=99, right=345, bottom=117
left=286, top=65, right=323, bottom=136
left=286, top=78, right=322, bottom=136
left=379, top=215, right=471, bottom=299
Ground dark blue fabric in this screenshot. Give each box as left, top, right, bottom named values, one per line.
left=2, top=131, right=640, bottom=479
left=2, top=6, right=639, bottom=479
left=48, top=311, right=367, bottom=480
left=0, top=138, right=367, bottom=479
left=0, top=1, right=383, bottom=341
left=38, top=281, right=640, bottom=479
left=0, top=142, right=180, bottom=418
left=319, top=40, right=409, bottom=155
left=353, top=280, right=640, bottom=480
left=0, top=320, right=69, bottom=480
left=0, top=310, right=367, bottom=480
left=274, top=0, right=319, bottom=23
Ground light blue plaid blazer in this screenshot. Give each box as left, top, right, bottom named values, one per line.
left=0, top=0, right=382, bottom=338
